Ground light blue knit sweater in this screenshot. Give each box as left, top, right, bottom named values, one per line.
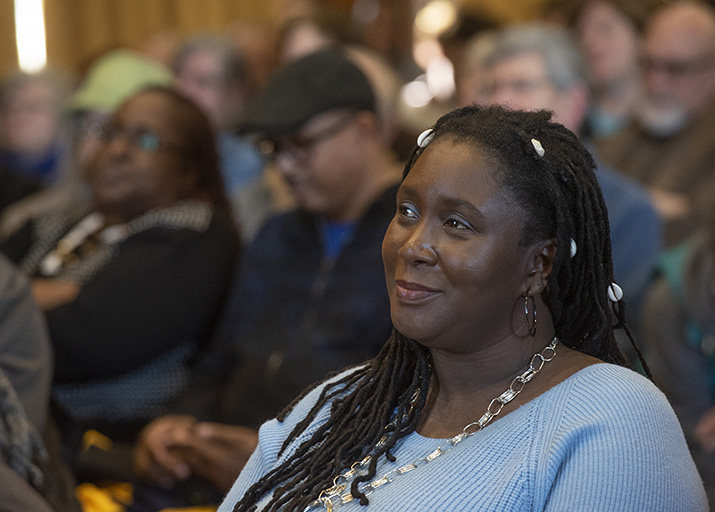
left=219, top=364, right=708, bottom=511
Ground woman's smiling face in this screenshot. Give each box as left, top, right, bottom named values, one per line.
left=382, top=137, right=532, bottom=354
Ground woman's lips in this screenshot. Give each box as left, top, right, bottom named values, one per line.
left=394, top=280, right=440, bottom=301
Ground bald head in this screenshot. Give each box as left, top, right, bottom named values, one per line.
left=647, top=1, right=715, bottom=57
left=638, top=1, right=715, bottom=134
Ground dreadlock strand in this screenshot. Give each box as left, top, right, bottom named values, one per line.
left=233, top=330, right=432, bottom=511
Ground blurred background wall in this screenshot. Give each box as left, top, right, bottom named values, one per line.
left=0, top=0, right=548, bottom=77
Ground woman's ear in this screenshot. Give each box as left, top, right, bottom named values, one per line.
left=525, top=238, right=557, bottom=294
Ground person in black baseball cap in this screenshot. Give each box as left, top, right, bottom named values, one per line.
left=132, top=46, right=404, bottom=505
left=236, top=47, right=400, bottom=222
left=239, top=47, right=377, bottom=136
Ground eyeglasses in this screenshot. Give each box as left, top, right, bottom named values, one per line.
left=94, top=121, right=185, bottom=154
left=640, top=55, right=715, bottom=79
left=258, top=113, right=357, bottom=163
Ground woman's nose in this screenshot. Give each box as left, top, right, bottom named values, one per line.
left=397, top=223, right=438, bottom=266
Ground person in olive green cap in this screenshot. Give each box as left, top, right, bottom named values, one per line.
left=0, top=49, right=173, bottom=236
left=66, top=49, right=174, bottom=168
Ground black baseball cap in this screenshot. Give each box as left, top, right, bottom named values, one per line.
left=239, top=47, right=376, bottom=136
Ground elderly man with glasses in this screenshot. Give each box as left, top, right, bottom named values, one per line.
left=595, top=0, right=715, bottom=247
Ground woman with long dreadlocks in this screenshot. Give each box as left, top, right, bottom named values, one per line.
left=218, top=105, right=706, bottom=511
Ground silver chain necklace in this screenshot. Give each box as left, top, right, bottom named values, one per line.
left=304, top=337, right=559, bottom=512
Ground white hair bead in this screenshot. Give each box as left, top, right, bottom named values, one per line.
left=417, top=128, right=435, bottom=148
left=570, top=238, right=577, bottom=258
left=608, top=282, right=624, bottom=302
left=531, top=138, right=545, bottom=157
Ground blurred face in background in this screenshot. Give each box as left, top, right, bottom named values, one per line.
left=457, top=33, right=496, bottom=107
left=88, top=91, right=197, bottom=222
left=279, top=20, right=334, bottom=63
left=266, top=109, right=370, bottom=222
left=576, top=1, right=641, bottom=91
left=637, top=4, right=715, bottom=136
left=482, top=52, right=583, bottom=132
left=174, top=50, right=234, bottom=128
left=0, top=79, right=62, bottom=155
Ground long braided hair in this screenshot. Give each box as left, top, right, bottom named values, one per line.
left=232, top=104, right=647, bottom=511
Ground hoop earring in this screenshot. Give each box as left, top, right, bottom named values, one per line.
left=524, top=291, right=537, bottom=337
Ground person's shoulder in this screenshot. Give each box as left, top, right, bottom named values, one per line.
left=534, top=363, right=685, bottom=460
left=118, top=205, right=239, bottom=263
left=560, top=364, right=673, bottom=420
left=127, top=201, right=239, bottom=241
left=255, top=208, right=306, bottom=232
left=205, top=209, right=240, bottom=242
left=568, top=363, right=661, bottom=394
left=247, top=208, right=316, bottom=252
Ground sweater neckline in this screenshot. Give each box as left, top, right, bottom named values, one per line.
left=412, top=362, right=613, bottom=442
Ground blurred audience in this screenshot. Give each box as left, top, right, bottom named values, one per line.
left=0, top=86, right=239, bottom=467
left=595, top=0, right=715, bottom=247
left=0, top=253, right=81, bottom=511
left=0, top=69, right=73, bottom=218
left=641, top=203, right=715, bottom=504
left=345, top=45, right=412, bottom=160
left=0, top=68, right=73, bottom=185
left=172, top=33, right=266, bottom=240
left=0, top=254, right=51, bottom=432
left=6, top=1, right=715, bottom=508
left=439, top=9, right=500, bottom=108
left=458, top=30, right=498, bottom=107
left=569, top=0, right=661, bottom=138
left=65, top=50, right=174, bottom=184
left=274, top=6, right=365, bottom=64
left=223, top=21, right=277, bottom=99
left=130, top=48, right=400, bottom=510
left=0, top=49, right=174, bottom=239
left=475, top=23, right=662, bottom=351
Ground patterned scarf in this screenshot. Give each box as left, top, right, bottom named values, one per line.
left=0, top=368, right=46, bottom=488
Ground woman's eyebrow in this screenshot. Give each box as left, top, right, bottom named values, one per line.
left=398, top=184, right=485, bottom=219
left=441, top=196, right=484, bottom=219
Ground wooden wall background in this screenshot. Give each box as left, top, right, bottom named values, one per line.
left=0, top=0, right=548, bottom=79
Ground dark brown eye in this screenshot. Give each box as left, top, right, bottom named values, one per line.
left=398, top=203, right=418, bottom=218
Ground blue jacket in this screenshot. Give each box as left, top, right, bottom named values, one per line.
left=212, top=184, right=398, bottom=428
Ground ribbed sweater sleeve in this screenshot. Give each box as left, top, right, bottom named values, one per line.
left=534, top=364, right=707, bottom=511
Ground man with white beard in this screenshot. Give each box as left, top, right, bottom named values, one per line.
left=595, top=0, right=715, bottom=247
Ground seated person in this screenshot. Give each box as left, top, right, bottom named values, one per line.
left=640, top=203, right=715, bottom=504
left=0, top=253, right=81, bottom=511
left=0, top=86, right=240, bottom=455
left=0, top=68, right=73, bottom=185
left=130, top=48, right=402, bottom=509
left=0, top=252, right=51, bottom=431
left=219, top=104, right=706, bottom=512
left=471, top=23, right=662, bottom=347
left=0, top=49, right=173, bottom=239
